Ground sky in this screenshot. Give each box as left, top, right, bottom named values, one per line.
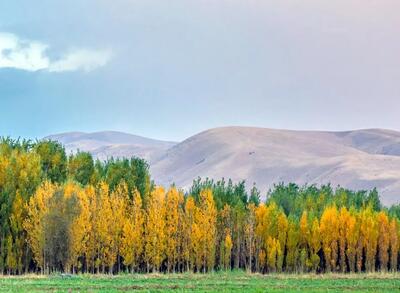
left=0, top=0, right=399, bottom=142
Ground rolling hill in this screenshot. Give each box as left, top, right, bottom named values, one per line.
left=45, top=131, right=177, bottom=162
left=46, top=127, right=400, bottom=205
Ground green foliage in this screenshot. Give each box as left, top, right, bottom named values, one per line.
left=0, top=138, right=42, bottom=273
left=97, top=157, right=151, bottom=199
left=68, top=151, right=94, bottom=185
left=249, top=184, right=261, bottom=206
left=388, top=204, right=400, bottom=219
left=34, top=140, right=67, bottom=183
left=190, top=178, right=247, bottom=210
left=267, top=183, right=382, bottom=219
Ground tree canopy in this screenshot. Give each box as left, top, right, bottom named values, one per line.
left=0, top=137, right=400, bottom=274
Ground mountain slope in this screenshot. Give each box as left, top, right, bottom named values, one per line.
left=46, top=127, right=400, bottom=205
left=45, top=131, right=177, bottom=162
left=150, top=127, right=400, bottom=205
left=338, top=129, right=400, bottom=156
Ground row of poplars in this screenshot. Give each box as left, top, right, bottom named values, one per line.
left=19, top=180, right=399, bottom=274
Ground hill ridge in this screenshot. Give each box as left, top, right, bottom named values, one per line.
left=45, top=127, right=400, bottom=205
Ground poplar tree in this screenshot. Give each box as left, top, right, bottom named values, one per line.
left=320, top=206, right=339, bottom=272
left=165, top=188, right=181, bottom=272
left=24, top=181, right=56, bottom=273
left=121, top=190, right=144, bottom=272
left=145, top=187, right=166, bottom=272
left=377, top=211, right=390, bottom=271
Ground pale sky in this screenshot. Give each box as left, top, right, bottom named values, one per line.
left=1, top=0, right=399, bottom=141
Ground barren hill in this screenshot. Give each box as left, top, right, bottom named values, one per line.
left=45, top=131, right=177, bottom=162
left=46, top=127, right=400, bottom=205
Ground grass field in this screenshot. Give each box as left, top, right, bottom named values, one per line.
left=0, top=271, right=400, bottom=292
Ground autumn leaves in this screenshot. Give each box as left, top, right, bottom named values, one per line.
left=23, top=180, right=400, bottom=274
left=23, top=182, right=218, bottom=274
left=2, top=139, right=400, bottom=275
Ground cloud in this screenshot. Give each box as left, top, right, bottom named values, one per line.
left=0, top=33, right=50, bottom=71
left=49, top=49, right=112, bottom=72
left=0, top=32, right=111, bottom=73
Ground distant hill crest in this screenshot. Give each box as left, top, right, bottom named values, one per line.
left=46, top=127, right=400, bottom=205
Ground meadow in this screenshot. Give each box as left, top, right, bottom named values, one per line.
left=0, top=271, right=400, bottom=292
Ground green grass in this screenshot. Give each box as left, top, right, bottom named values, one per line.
left=0, top=271, right=400, bottom=292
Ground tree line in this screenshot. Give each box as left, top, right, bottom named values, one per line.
left=1, top=137, right=400, bottom=274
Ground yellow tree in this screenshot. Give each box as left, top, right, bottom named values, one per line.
left=286, top=219, right=299, bottom=273
left=255, top=203, right=267, bottom=272
left=217, top=204, right=231, bottom=270
left=183, top=196, right=195, bottom=271
left=299, top=211, right=309, bottom=248
left=3, top=148, right=41, bottom=274
left=165, top=187, right=181, bottom=272
left=191, top=208, right=203, bottom=272
left=338, top=207, right=350, bottom=272
left=232, top=203, right=246, bottom=269
left=258, top=249, right=266, bottom=272
left=65, top=182, right=89, bottom=273
left=200, top=189, right=217, bottom=272
left=345, top=209, right=359, bottom=273
left=109, top=182, right=129, bottom=273
left=244, top=203, right=256, bottom=272
left=23, top=181, right=56, bottom=273
left=194, top=189, right=217, bottom=272
left=377, top=211, right=390, bottom=271
left=309, top=218, right=321, bottom=272
left=355, top=210, right=364, bottom=272
left=84, top=185, right=97, bottom=273
left=360, top=207, right=378, bottom=272
left=266, top=236, right=278, bottom=273
left=95, top=182, right=115, bottom=273
left=145, top=186, right=166, bottom=272
left=299, top=211, right=309, bottom=272
left=177, top=191, right=186, bottom=271
left=255, top=202, right=282, bottom=272
left=389, top=218, right=399, bottom=272
left=9, top=191, right=26, bottom=274
left=320, top=206, right=339, bottom=272
left=121, top=189, right=144, bottom=272
left=5, top=235, right=16, bottom=274
left=223, top=229, right=233, bottom=270
left=276, top=212, right=288, bottom=272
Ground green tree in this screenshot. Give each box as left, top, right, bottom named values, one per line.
left=68, top=151, right=94, bottom=185
left=34, top=140, right=67, bottom=183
